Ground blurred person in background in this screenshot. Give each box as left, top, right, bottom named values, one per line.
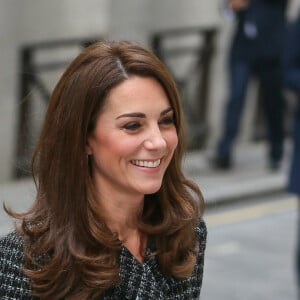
left=0, top=41, right=206, bottom=299
left=213, top=0, right=288, bottom=170
left=284, top=11, right=300, bottom=295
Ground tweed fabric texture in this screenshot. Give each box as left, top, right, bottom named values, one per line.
left=0, top=220, right=206, bottom=299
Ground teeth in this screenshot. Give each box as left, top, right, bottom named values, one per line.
left=131, top=159, right=161, bottom=168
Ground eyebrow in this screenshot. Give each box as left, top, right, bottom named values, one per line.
left=116, top=107, right=173, bottom=119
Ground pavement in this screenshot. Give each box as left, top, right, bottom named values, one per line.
left=183, top=140, right=292, bottom=208
left=0, top=141, right=292, bottom=235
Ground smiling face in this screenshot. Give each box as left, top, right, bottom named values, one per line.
left=86, top=76, right=178, bottom=200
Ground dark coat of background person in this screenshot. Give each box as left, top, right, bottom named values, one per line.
left=284, top=11, right=300, bottom=196
left=284, top=10, right=300, bottom=292
left=214, top=0, right=288, bottom=170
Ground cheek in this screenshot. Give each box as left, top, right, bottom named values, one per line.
left=94, top=133, right=142, bottom=159
left=165, top=130, right=178, bottom=151
left=171, top=130, right=179, bottom=147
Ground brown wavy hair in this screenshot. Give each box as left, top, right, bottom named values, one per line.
left=8, top=40, right=204, bottom=299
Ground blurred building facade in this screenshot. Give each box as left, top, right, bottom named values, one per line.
left=1, top=0, right=296, bottom=182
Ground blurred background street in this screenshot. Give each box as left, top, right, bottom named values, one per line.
left=1, top=1, right=300, bottom=299
left=202, top=192, right=297, bottom=300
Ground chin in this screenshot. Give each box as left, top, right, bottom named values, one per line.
left=140, top=183, right=162, bottom=195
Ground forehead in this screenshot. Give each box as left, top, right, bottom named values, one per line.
left=103, top=76, right=172, bottom=114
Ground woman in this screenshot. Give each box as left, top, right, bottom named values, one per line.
left=0, top=41, right=206, bottom=299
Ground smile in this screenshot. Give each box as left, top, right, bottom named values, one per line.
left=131, top=159, right=161, bottom=168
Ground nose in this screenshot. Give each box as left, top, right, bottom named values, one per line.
left=143, top=125, right=167, bottom=150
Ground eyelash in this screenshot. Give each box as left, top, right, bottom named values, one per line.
left=159, top=116, right=175, bottom=125
left=122, top=122, right=141, bottom=131
left=122, top=116, right=175, bottom=131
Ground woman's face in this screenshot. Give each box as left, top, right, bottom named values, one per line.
left=86, top=76, right=178, bottom=198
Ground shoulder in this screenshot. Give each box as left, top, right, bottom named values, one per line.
left=0, top=230, right=24, bottom=269
left=0, top=230, right=24, bottom=263
left=195, top=218, right=207, bottom=247
left=0, top=230, right=24, bottom=248
left=195, top=218, right=207, bottom=238
left=0, top=230, right=24, bottom=261
left=164, top=220, right=207, bottom=298
left=194, top=218, right=207, bottom=266
left=0, top=231, right=33, bottom=299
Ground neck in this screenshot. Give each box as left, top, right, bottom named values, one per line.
left=98, top=193, right=146, bottom=262
left=94, top=189, right=144, bottom=239
left=106, top=204, right=143, bottom=241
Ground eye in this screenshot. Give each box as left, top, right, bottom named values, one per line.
left=122, top=121, right=141, bottom=131
left=159, top=115, right=175, bottom=126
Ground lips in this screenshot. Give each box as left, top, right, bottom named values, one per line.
left=131, top=159, right=161, bottom=168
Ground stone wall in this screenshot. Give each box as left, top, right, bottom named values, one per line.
left=0, top=0, right=275, bottom=182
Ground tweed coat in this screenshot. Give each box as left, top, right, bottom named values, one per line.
left=0, top=220, right=206, bottom=299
